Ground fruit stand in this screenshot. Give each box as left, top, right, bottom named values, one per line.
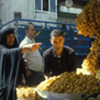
left=16, top=0, right=100, bottom=100
left=76, top=0, right=100, bottom=75
left=16, top=72, right=100, bottom=100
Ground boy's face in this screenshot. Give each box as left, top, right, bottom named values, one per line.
left=50, top=35, right=65, bottom=54
left=6, top=33, right=15, bottom=46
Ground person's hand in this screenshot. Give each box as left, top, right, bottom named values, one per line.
left=21, top=42, right=42, bottom=54
left=44, top=73, right=50, bottom=80
left=31, top=43, right=42, bottom=52
left=44, top=75, right=49, bottom=80
left=24, top=59, right=28, bottom=67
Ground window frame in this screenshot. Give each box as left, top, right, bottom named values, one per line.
left=14, top=12, right=22, bottom=19
left=35, top=0, right=50, bottom=12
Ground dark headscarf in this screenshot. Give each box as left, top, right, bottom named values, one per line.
left=0, top=26, right=18, bottom=48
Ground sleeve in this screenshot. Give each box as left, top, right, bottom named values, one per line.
left=19, top=40, right=28, bottom=59
left=70, top=52, right=78, bottom=71
left=43, top=53, right=51, bottom=75
left=2, top=47, right=22, bottom=56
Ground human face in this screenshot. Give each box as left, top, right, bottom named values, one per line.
left=26, top=24, right=36, bottom=39
left=6, top=33, right=15, bottom=46
left=50, top=35, right=65, bottom=55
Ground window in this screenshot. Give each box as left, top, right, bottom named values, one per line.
left=14, top=12, right=21, bottom=19
left=35, top=0, right=41, bottom=10
left=35, top=0, right=49, bottom=11
left=43, top=0, right=49, bottom=11
left=35, top=0, right=56, bottom=12
left=50, top=0, right=56, bottom=12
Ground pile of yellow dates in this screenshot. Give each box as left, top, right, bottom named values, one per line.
left=76, top=0, right=100, bottom=76
left=17, top=72, right=100, bottom=99
left=16, top=86, right=40, bottom=100
left=82, top=37, right=100, bottom=75
left=76, top=0, right=100, bottom=38
left=37, top=72, right=100, bottom=95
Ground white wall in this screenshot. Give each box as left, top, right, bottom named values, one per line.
left=59, top=5, right=82, bottom=14
left=34, top=11, right=57, bottom=22
left=0, top=0, right=57, bottom=25
left=0, top=0, right=35, bottom=24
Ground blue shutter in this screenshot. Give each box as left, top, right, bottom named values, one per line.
left=35, top=0, right=41, bottom=10
left=50, top=0, right=56, bottom=12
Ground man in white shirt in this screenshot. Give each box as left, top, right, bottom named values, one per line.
left=19, top=23, right=45, bottom=86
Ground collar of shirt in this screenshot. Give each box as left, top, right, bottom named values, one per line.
left=25, top=36, right=35, bottom=43
left=52, top=47, right=61, bottom=58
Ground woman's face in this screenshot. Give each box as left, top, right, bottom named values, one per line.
left=6, top=33, right=15, bottom=46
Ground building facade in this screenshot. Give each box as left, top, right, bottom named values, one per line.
left=0, top=0, right=82, bottom=25
left=0, top=0, right=57, bottom=25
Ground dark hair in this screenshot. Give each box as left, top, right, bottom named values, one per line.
left=25, top=22, right=34, bottom=31
left=50, top=29, right=65, bottom=38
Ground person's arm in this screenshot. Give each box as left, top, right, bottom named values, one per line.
left=43, top=53, right=51, bottom=78
left=21, top=43, right=42, bottom=54
left=24, top=59, right=28, bottom=67
left=70, top=52, right=78, bottom=71
left=2, top=43, right=42, bottom=55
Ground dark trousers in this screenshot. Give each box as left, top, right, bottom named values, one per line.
left=26, top=69, right=45, bottom=86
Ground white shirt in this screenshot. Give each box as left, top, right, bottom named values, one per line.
left=19, top=36, right=43, bottom=72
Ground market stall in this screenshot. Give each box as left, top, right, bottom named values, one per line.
left=16, top=72, right=100, bottom=100
left=16, top=0, right=100, bottom=100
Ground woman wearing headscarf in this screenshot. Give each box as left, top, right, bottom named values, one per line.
left=0, top=26, right=27, bottom=86
left=0, top=26, right=42, bottom=100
